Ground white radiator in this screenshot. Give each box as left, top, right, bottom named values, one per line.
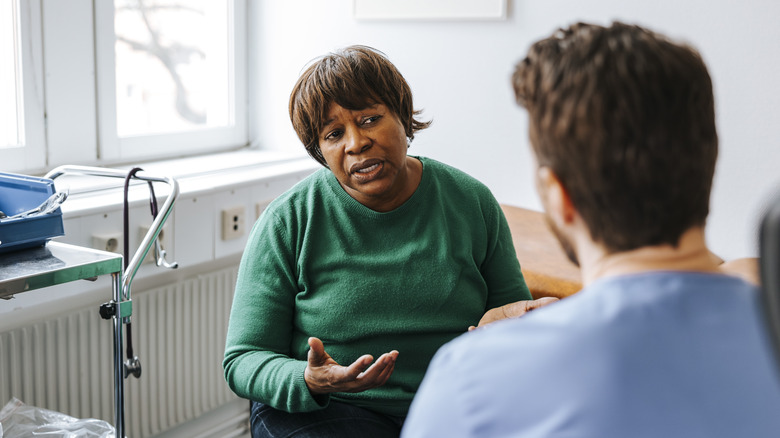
left=0, top=266, right=249, bottom=438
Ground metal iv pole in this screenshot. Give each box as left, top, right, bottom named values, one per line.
left=46, top=165, right=179, bottom=438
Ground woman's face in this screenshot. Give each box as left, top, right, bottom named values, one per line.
left=319, top=102, right=415, bottom=211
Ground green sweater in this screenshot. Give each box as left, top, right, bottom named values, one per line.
left=223, top=156, right=531, bottom=417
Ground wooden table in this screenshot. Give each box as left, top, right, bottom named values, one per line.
left=501, top=205, right=582, bottom=299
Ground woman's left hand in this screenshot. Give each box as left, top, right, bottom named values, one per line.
left=469, top=297, right=559, bottom=331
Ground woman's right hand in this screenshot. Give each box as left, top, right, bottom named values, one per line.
left=469, top=297, right=560, bottom=331
left=304, top=337, right=399, bottom=395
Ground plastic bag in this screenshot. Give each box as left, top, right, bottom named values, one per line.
left=0, top=398, right=114, bottom=438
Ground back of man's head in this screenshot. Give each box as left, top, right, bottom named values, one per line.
left=512, top=22, right=718, bottom=253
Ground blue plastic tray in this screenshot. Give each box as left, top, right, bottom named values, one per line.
left=0, top=172, right=65, bottom=254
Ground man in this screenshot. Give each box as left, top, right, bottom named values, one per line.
left=402, top=22, right=780, bottom=437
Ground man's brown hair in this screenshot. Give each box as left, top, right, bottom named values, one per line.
left=289, top=45, right=430, bottom=167
left=513, top=22, right=718, bottom=252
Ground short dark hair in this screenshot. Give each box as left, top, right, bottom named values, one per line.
left=289, top=45, right=431, bottom=167
left=512, top=22, right=718, bottom=252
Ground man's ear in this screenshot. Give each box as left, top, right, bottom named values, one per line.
left=537, top=166, right=576, bottom=225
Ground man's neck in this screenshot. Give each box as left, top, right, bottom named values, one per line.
left=578, top=227, right=720, bottom=287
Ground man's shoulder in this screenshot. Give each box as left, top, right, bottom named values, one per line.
left=591, top=271, right=760, bottom=301
left=438, top=295, right=598, bottom=368
left=440, top=271, right=760, bottom=364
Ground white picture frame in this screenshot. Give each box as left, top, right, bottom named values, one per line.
left=354, top=0, right=507, bottom=21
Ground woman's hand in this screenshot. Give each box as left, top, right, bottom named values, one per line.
left=304, top=337, right=399, bottom=395
left=469, top=297, right=560, bottom=331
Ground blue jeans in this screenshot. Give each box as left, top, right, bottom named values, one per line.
left=250, top=400, right=404, bottom=438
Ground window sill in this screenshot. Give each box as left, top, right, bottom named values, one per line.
left=52, top=149, right=318, bottom=218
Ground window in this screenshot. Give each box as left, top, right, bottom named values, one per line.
left=97, top=0, right=247, bottom=162
left=113, top=0, right=232, bottom=137
left=1, top=0, right=45, bottom=172
left=0, top=0, right=246, bottom=174
left=0, top=0, right=23, bottom=148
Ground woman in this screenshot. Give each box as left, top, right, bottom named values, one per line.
left=223, top=46, right=540, bottom=438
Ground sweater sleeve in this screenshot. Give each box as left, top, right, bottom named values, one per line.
left=481, top=194, right=533, bottom=307
left=223, top=206, right=327, bottom=413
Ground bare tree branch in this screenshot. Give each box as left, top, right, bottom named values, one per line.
left=117, top=0, right=208, bottom=124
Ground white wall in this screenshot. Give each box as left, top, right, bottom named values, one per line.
left=248, top=0, right=780, bottom=259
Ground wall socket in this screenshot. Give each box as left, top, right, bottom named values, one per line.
left=255, top=200, right=273, bottom=220
left=92, top=233, right=123, bottom=254
left=221, top=206, right=246, bottom=241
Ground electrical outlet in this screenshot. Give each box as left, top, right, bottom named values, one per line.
left=255, top=200, right=273, bottom=220
left=221, top=206, right=246, bottom=241
left=92, top=233, right=123, bottom=254
left=138, top=225, right=169, bottom=265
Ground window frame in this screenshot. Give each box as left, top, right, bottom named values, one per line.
left=1, top=0, right=247, bottom=175
left=94, top=0, right=248, bottom=163
left=2, top=0, right=46, bottom=173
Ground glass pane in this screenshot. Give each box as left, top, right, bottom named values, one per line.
left=114, top=0, right=232, bottom=137
left=0, top=0, right=23, bottom=149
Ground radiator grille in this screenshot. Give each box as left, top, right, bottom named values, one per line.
left=0, top=266, right=245, bottom=438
